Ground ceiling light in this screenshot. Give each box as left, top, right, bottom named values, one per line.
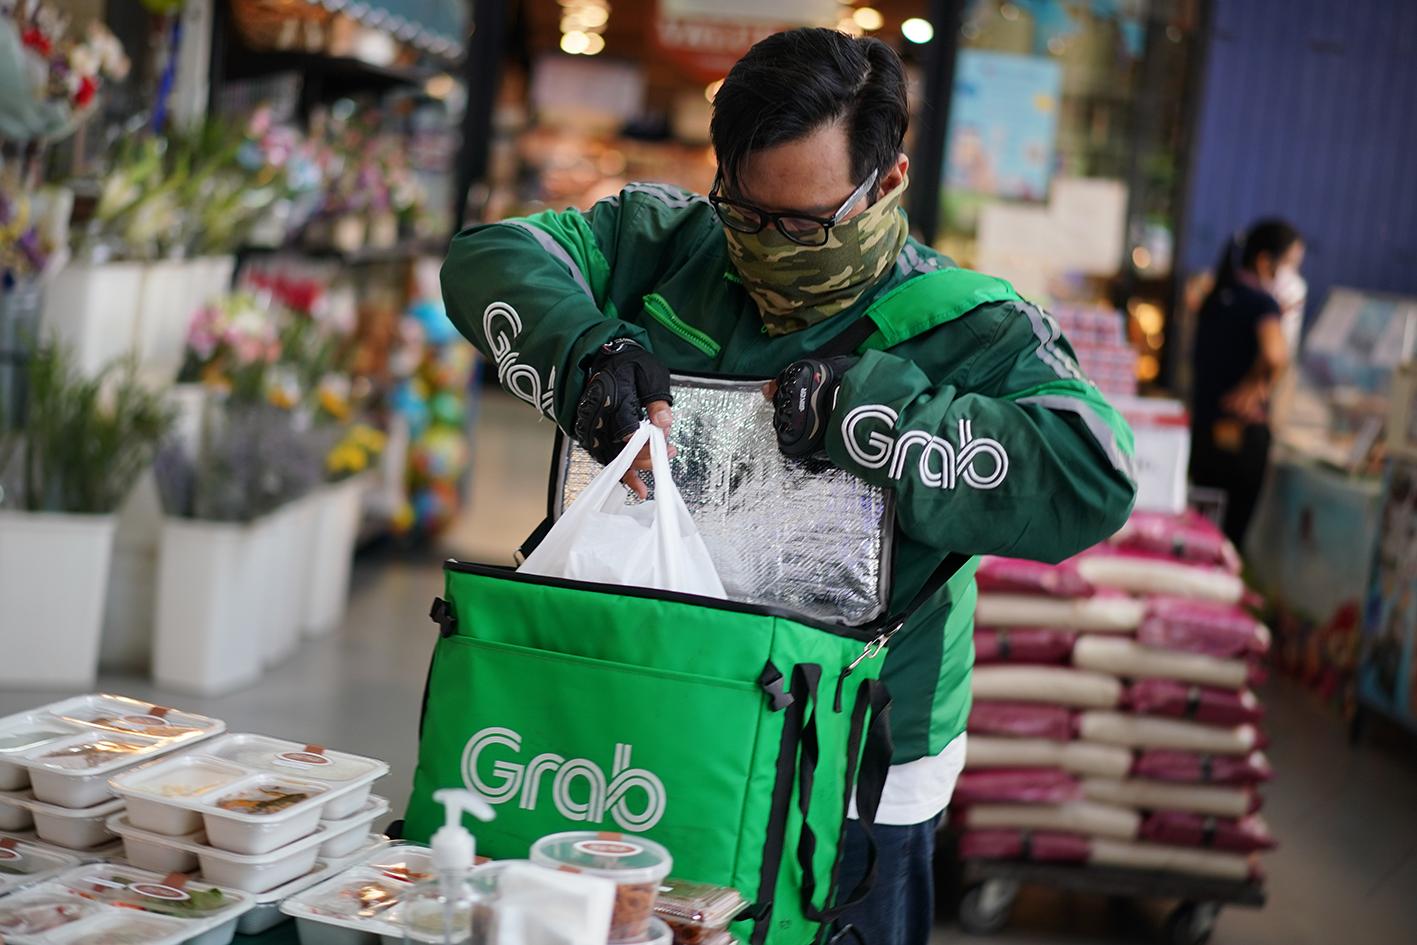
left=901, top=17, right=933, bottom=43
left=852, top=7, right=884, bottom=31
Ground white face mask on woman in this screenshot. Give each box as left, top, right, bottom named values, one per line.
left=1271, top=265, right=1307, bottom=312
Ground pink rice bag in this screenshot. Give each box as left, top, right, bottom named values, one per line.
left=1131, top=749, right=1274, bottom=785
left=1125, top=679, right=1264, bottom=725
left=976, top=556, right=1095, bottom=598
left=1138, top=597, right=1270, bottom=660
left=1110, top=510, right=1242, bottom=573
left=953, top=768, right=1082, bottom=805
left=1139, top=811, right=1277, bottom=853
left=958, top=829, right=1092, bottom=863
left=969, top=701, right=1076, bottom=741
left=974, top=627, right=1079, bottom=664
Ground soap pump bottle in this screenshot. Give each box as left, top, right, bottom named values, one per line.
left=401, top=788, right=496, bottom=945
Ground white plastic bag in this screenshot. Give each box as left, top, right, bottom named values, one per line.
left=519, top=421, right=727, bottom=598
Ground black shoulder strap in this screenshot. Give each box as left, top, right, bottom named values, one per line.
left=862, top=551, right=971, bottom=638
left=810, top=315, right=881, bottom=359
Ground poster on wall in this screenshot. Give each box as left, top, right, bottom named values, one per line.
left=654, top=0, right=837, bottom=82
left=944, top=50, right=1061, bottom=201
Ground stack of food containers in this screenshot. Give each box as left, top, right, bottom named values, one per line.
left=0, top=696, right=225, bottom=854
left=0, top=862, right=253, bottom=944
left=652, top=878, right=746, bottom=945
left=280, top=841, right=436, bottom=942
left=955, top=510, right=1276, bottom=883
left=107, top=733, right=389, bottom=908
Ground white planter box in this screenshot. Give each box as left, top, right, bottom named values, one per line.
left=40, top=261, right=144, bottom=376
left=0, top=511, right=117, bottom=688
left=133, top=257, right=198, bottom=382
left=256, top=499, right=319, bottom=668
left=152, top=517, right=267, bottom=696
left=303, top=477, right=367, bottom=637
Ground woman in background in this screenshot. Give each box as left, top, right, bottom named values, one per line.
left=1190, top=219, right=1305, bottom=548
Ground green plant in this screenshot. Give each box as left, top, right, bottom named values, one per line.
left=1, top=346, right=175, bottom=513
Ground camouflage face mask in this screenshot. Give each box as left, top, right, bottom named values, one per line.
left=725, top=176, right=909, bottom=336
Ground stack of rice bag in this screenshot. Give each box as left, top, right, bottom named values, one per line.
left=954, top=510, right=1274, bottom=884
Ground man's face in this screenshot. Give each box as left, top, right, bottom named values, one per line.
left=727, top=120, right=869, bottom=224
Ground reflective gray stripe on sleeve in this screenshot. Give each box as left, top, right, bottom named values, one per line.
left=1015, top=393, right=1138, bottom=481
left=1021, top=303, right=1087, bottom=383
left=622, top=182, right=707, bottom=209
left=506, top=219, right=594, bottom=300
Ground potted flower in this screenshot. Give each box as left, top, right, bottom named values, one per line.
left=0, top=346, right=173, bottom=688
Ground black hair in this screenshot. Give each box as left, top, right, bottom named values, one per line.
left=1214, top=217, right=1302, bottom=287
left=1240, top=218, right=1302, bottom=270
left=709, top=28, right=909, bottom=193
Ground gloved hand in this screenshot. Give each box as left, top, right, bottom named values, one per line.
left=574, top=338, right=674, bottom=498
left=766, top=356, right=857, bottom=459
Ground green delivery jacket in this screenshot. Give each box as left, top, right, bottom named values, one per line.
left=441, top=183, right=1137, bottom=764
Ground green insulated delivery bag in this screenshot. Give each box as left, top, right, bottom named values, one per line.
left=407, top=270, right=1016, bottom=943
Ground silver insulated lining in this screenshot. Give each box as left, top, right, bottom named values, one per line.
left=557, top=375, right=891, bottom=626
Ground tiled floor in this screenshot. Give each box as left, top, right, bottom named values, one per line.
left=4, top=389, right=1415, bottom=944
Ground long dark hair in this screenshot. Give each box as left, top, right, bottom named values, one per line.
left=1214, top=218, right=1302, bottom=289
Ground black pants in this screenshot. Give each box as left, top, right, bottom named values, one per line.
left=833, top=814, right=943, bottom=945
left=1190, top=421, right=1271, bottom=549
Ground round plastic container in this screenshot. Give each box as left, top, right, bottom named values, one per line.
left=615, top=917, right=673, bottom=945
left=530, top=832, right=673, bottom=941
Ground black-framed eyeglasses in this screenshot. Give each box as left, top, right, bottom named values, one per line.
left=709, top=168, right=880, bottom=247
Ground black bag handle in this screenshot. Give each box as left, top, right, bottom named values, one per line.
left=795, top=676, right=894, bottom=924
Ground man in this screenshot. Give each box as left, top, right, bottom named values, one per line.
left=443, top=28, right=1136, bottom=945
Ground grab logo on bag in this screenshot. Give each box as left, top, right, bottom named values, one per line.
left=842, top=405, right=1009, bottom=490
left=461, top=727, right=667, bottom=832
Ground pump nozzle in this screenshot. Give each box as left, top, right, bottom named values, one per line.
left=430, top=788, right=495, bottom=873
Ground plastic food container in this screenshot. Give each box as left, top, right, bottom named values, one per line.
left=614, top=917, right=673, bottom=945
left=317, top=795, right=390, bottom=860
left=0, top=836, right=83, bottom=896
left=279, top=843, right=430, bottom=943
left=234, top=860, right=334, bottom=935
left=530, top=831, right=673, bottom=941
left=0, top=714, right=84, bottom=792
left=653, top=879, right=747, bottom=944
left=112, top=755, right=249, bottom=836
left=1, top=695, right=224, bottom=810
left=0, top=790, right=36, bottom=831
left=110, top=734, right=388, bottom=854
left=4, top=792, right=123, bottom=851
left=108, top=811, right=370, bottom=893
left=206, top=734, right=388, bottom=820
left=0, top=863, right=253, bottom=945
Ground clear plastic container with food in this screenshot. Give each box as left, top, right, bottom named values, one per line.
left=0, top=836, right=83, bottom=896
left=0, top=889, right=103, bottom=937
left=279, top=843, right=429, bottom=943
left=529, top=831, right=674, bottom=941
left=56, top=863, right=253, bottom=939
left=653, top=879, right=748, bottom=944
left=44, top=912, right=188, bottom=944
left=204, top=734, right=388, bottom=819
left=0, top=695, right=224, bottom=810
left=199, top=775, right=330, bottom=855
left=9, top=793, right=124, bottom=851
left=0, top=714, right=84, bottom=792
left=112, top=755, right=249, bottom=836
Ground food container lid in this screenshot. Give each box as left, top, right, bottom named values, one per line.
left=49, top=695, right=223, bottom=742
left=204, top=774, right=330, bottom=821
left=614, top=916, right=673, bottom=945
left=0, top=836, right=81, bottom=888
left=529, top=832, right=672, bottom=885
left=0, top=888, right=103, bottom=936
left=45, top=911, right=188, bottom=945
left=0, top=714, right=84, bottom=756
left=22, top=732, right=166, bottom=778
left=110, top=754, right=247, bottom=800
left=365, top=844, right=435, bottom=885
left=284, top=865, right=408, bottom=924
left=653, top=878, right=747, bottom=928
left=60, top=864, right=252, bottom=920
left=206, top=734, right=387, bottom=785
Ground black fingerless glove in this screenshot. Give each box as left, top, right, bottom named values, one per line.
left=771, top=356, right=857, bottom=459
left=574, top=338, right=673, bottom=465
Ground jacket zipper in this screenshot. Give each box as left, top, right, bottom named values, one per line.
left=642, top=293, right=721, bottom=357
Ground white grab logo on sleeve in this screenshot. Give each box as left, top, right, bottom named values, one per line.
left=461, top=727, right=667, bottom=831
left=483, top=301, right=556, bottom=417
left=842, top=404, right=1008, bottom=489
